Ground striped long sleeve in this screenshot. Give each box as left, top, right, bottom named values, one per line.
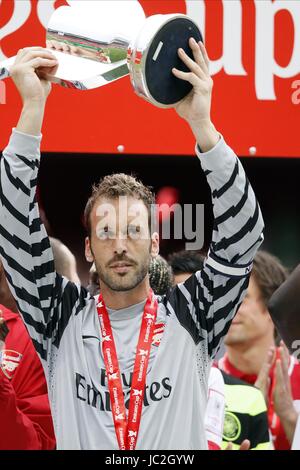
left=169, top=136, right=264, bottom=358
left=0, top=129, right=87, bottom=362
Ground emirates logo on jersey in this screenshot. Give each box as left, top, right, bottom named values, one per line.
left=152, top=323, right=165, bottom=347
left=0, top=349, right=23, bottom=380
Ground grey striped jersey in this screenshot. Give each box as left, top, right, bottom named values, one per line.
left=0, top=129, right=264, bottom=449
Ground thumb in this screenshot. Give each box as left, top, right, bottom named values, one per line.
left=239, top=439, right=251, bottom=451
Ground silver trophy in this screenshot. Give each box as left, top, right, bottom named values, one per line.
left=0, top=0, right=202, bottom=108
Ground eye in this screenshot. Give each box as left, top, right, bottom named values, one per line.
left=128, top=225, right=140, bottom=238
left=97, top=226, right=113, bottom=240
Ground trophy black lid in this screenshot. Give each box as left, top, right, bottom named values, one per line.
left=145, top=17, right=203, bottom=106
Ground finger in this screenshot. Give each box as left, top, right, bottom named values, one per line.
left=37, top=63, right=59, bottom=79
left=27, top=57, right=59, bottom=71
left=177, top=47, right=207, bottom=80
left=16, top=46, right=45, bottom=57
left=20, top=50, right=58, bottom=64
left=267, top=346, right=276, bottom=367
left=279, top=345, right=291, bottom=389
left=172, top=67, right=205, bottom=88
left=22, top=46, right=48, bottom=53
left=189, top=37, right=209, bottom=75
left=280, top=340, right=290, bottom=366
left=199, top=41, right=210, bottom=70
left=274, top=359, right=284, bottom=393
left=16, top=47, right=50, bottom=62
left=279, top=344, right=289, bottom=369
left=16, top=48, right=25, bottom=59
left=240, top=440, right=251, bottom=451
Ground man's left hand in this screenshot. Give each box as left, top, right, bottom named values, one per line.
left=172, top=38, right=213, bottom=125
left=172, top=39, right=219, bottom=152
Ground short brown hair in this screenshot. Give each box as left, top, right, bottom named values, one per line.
left=84, top=173, right=155, bottom=238
left=252, top=250, right=288, bottom=307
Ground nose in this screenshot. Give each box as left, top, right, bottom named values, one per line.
left=113, top=235, right=128, bottom=255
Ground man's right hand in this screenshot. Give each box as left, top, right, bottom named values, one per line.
left=10, top=47, right=58, bottom=105
left=9, top=48, right=58, bottom=136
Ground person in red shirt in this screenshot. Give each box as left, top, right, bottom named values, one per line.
left=217, top=250, right=300, bottom=449
left=0, top=306, right=56, bottom=450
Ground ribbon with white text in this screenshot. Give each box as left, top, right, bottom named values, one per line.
left=97, top=290, right=158, bottom=450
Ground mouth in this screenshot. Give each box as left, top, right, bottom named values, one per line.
left=109, top=263, right=134, bottom=274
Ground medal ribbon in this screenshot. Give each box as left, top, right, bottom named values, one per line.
left=97, top=289, right=158, bottom=450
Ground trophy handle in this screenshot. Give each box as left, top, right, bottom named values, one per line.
left=0, top=50, right=130, bottom=90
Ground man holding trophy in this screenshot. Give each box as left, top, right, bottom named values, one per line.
left=0, top=20, right=264, bottom=449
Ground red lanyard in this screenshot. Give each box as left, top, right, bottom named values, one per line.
left=97, top=290, right=158, bottom=450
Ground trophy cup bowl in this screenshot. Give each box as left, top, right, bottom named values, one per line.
left=0, top=0, right=203, bottom=108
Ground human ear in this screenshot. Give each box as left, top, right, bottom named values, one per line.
left=151, top=232, right=159, bottom=258
left=85, top=237, right=94, bottom=263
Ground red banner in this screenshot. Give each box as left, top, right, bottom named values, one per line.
left=0, top=0, right=299, bottom=157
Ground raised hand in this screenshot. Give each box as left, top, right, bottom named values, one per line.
left=10, top=47, right=58, bottom=105
left=172, top=38, right=219, bottom=152
left=172, top=39, right=213, bottom=125
left=9, top=47, right=58, bottom=135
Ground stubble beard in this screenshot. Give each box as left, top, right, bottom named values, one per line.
left=96, top=258, right=150, bottom=292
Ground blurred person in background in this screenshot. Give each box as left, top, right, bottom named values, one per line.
left=217, top=250, right=300, bottom=449
left=50, top=237, right=81, bottom=284
left=169, top=249, right=270, bottom=450
left=168, top=250, right=204, bottom=285
left=268, top=263, right=300, bottom=353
